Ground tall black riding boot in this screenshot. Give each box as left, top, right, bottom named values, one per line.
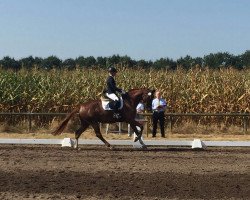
left=113, top=100, right=121, bottom=119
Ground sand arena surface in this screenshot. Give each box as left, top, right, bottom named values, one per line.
left=0, top=145, right=249, bottom=200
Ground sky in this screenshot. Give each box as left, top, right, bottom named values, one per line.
left=0, top=0, right=249, bottom=61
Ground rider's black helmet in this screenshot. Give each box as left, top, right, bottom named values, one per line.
left=108, top=67, right=117, bottom=73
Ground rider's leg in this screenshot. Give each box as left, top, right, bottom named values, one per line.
left=106, top=93, right=119, bottom=101
left=106, top=93, right=121, bottom=118
left=113, top=100, right=120, bottom=111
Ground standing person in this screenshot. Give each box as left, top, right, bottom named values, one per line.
left=152, top=91, right=167, bottom=138
left=136, top=100, right=145, bottom=120
left=105, top=66, right=125, bottom=119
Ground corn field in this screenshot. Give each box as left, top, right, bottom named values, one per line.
left=0, top=67, right=249, bottom=129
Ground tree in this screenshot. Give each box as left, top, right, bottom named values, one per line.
left=75, top=56, right=86, bottom=68
left=33, top=57, right=43, bottom=68
left=19, top=56, right=35, bottom=69
left=203, top=52, right=236, bottom=69
left=153, top=58, right=176, bottom=69
left=225, top=55, right=243, bottom=69
left=177, top=55, right=195, bottom=70
left=119, top=55, right=135, bottom=67
left=62, top=58, right=76, bottom=70
left=110, top=54, right=121, bottom=64
left=84, top=56, right=96, bottom=67
left=0, top=56, right=21, bottom=70
left=203, top=53, right=219, bottom=68
left=96, top=56, right=107, bottom=68
left=137, top=59, right=148, bottom=68
left=41, top=56, right=62, bottom=69
left=241, top=50, right=250, bottom=68
left=75, top=56, right=96, bottom=68
left=193, top=57, right=203, bottom=68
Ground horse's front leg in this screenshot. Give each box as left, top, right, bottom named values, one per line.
left=129, top=120, right=144, bottom=142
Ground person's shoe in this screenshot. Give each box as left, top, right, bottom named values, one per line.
left=152, top=135, right=156, bottom=138
left=113, top=113, right=121, bottom=119
left=161, top=135, right=165, bottom=138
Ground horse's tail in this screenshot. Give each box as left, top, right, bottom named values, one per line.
left=51, top=107, right=79, bottom=135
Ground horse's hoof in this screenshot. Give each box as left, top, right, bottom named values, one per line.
left=109, top=146, right=114, bottom=150
left=134, top=136, right=140, bottom=142
left=142, top=145, right=147, bottom=150
left=134, top=132, right=142, bottom=142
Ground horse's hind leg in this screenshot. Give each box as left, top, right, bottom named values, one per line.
left=75, top=123, right=89, bottom=149
left=91, top=122, right=112, bottom=148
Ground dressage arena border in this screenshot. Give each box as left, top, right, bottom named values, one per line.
left=0, top=138, right=249, bottom=149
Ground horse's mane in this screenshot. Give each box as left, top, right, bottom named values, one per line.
left=128, top=88, right=139, bottom=92
left=127, top=88, right=142, bottom=96
left=125, top=88, right=150, bottom=101
left=128, top=88, right=147, bottom=93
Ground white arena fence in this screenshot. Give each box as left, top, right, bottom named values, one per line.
left=0, top=138, right=249, bottom=149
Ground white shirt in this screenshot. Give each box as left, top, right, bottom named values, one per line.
left=136, top=103, right=144, bottom=113
left=152, top=98, right=167, bottom=112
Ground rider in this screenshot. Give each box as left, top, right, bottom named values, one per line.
left=105, top=66, right=125, bottom=119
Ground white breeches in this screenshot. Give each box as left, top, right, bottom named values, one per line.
left=106, top=93, right=119, bottom=101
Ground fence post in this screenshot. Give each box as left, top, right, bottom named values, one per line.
left=28, top=113, right=32, bottom=132
left=243, top=116, right=248, bottom=134
left=169, top=114, right=173, bottom=133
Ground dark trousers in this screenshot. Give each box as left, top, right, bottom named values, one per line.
left=152, top=111, right=165, bottom=137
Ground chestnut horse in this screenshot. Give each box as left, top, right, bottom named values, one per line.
left=52, top=88, right=155, bottom=149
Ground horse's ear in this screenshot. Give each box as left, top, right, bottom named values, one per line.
left=147, top=89, right=155, bottom=97
left=150, top=89, right=156, bottom=96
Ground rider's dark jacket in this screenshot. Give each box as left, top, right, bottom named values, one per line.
left=106, top=75, right=122, bottom=94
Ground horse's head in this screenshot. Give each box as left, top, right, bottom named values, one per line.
left=141, top=88, right=155, bottom=111
left=127, top=88, right=155, bottom=112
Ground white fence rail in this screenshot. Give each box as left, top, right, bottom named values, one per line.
left=0, top=138, right=249, bottom=149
